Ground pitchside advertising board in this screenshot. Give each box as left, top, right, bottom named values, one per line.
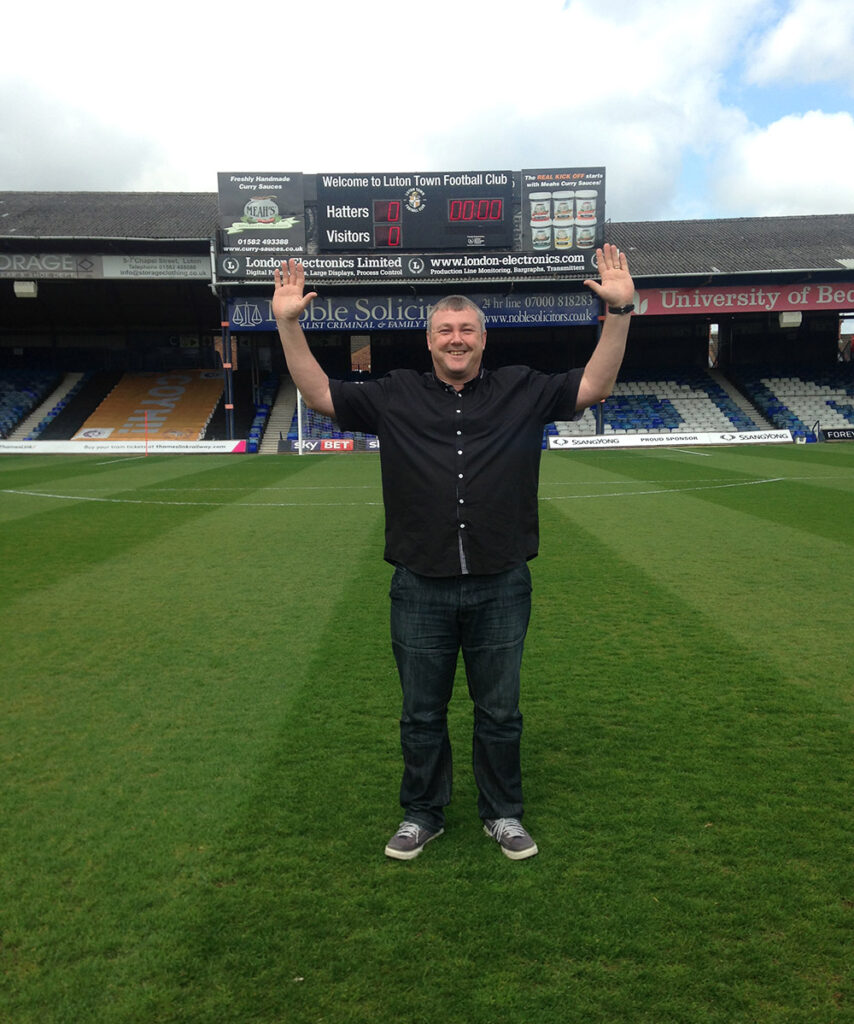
left=215, top=167, right=606, bottom=283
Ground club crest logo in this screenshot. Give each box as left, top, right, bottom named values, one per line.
left=405, top=187, right=426, bottom=214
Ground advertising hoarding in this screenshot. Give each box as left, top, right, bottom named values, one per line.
left=217, top=172, right=306, bottom=279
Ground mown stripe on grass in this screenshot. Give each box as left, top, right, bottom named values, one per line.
left=525, top=502, right=851, bottom=1022
left=541, top=459, right=854, bottom=705
left=0, top=455, right=372, bottom=602
left=1, top=457, right=386, bottom=1024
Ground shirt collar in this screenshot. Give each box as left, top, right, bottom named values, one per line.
left=430, top=365, right=487, bottom=394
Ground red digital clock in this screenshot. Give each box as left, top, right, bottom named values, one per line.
left=448, top=198, right=504, bottom=222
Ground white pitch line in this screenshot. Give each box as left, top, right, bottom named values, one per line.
left=0, top=488, right=383, bottom=508
left=540, top=477, right=784, bottom=501
left=2, top=477, right=785, bottom=509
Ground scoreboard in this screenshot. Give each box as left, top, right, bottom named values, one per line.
left=215, top=167, right=606, bottom=281
left=316, top=171, right=514, bottom=251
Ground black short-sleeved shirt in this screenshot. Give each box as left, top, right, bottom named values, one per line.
left=329, top=365, right=583, bottom=577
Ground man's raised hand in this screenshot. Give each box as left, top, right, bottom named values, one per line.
left=583, top=243, right=634, bottom=309
left=272, top=259, right=317, bottom=322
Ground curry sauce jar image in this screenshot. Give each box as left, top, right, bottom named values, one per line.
left=554, top=225, right=573, bottom=249
left=551, top=191, right=574, bottom=225
left=575, top=190, right=598, bottom=223
left=528, top=192, right=551, bottom=224
left=531, top=222, right=552, bottom=249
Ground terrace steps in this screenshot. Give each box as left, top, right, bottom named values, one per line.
left=707, top=369, right=774, bottom=428
left=9, top=372, right=84, bottom=439
left=259, top=376, right=298, bottom=453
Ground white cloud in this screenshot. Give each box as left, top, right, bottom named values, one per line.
left=415, top=0, right=770, bottom=219
left=2, top=0, right=852, bottom=222
left=747, top=0, right=854, bottom=87
left=712, top=110, right=854, bottom=215
left=0, top=80, right=165, bottom=190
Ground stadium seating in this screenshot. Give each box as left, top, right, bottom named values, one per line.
left=245, top=374, right=280, bottom=453
left=12, top=365, right=843, bottom=449
left=22, top=372, right=92, bottom=440
left=730, top=366, right=854, bottom=440
left=554, top=368, right=758, bottom=437
left=73, top=370, right=224, bottom=441
left=0, top=369, right=63, bottom=438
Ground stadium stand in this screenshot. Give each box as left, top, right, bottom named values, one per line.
left=553, top=367, right=761, bottom=437
left=243, top=374, right=281, bottom=453
left=258, top=376, right=297, bottom=454
left=0, top=369, right=63, bottom=438
left=34, top=372, right=123, bottom=441
left=12, top=372, right=91, bottom=440
left=730, top=365, right=854, bottom=440
left=73, top=370, right=224, bottom=441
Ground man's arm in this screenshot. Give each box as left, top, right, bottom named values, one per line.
left=575, top=243, right=635, bottom=411
left=272, top=259, right=336, bottom=418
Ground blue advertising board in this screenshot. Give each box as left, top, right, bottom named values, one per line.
left=228, top=292, right=598, bottom=331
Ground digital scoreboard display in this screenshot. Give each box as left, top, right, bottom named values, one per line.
left=215, top=166, right=606, bottom=280
left=316, top=171, right=514, bottom=251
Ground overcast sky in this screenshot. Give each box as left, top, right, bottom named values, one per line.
left=2, top=0, right=853, bottom=223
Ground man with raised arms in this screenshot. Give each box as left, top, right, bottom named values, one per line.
left=273, top=245, right=634, bottom=860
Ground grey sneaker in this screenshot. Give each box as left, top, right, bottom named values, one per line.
left=384, top=820, right=444, bottom=860
left=483, top=818, right=538, bottom=860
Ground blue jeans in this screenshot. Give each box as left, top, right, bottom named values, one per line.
left=389, top=563, right=532, bottom=831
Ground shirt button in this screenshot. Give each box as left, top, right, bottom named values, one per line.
left=459, top=499, right=464, bottom=504
left=457, top=449, right=463, bottom=455
left=456, top=430, right=462, bottom=436
left=460, top=523, right=466, bottom=529
left=458, top=473, right=464, bottom=479
left=456, top=409, right=462, bottom=414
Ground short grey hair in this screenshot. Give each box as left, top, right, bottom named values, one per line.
left=427, top=295, right=486, bottom=333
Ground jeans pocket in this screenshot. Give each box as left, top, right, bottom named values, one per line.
left=389, top=564, right=410, bottom=599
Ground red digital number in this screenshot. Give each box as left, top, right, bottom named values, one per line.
left=373, top=200, right=401, bottom=223
left=374, top=225, right=401, bottom=247
left=448, top=198, right=503, bottom=222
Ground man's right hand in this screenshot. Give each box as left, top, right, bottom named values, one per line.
left=272, top=259, right=318, bottom=322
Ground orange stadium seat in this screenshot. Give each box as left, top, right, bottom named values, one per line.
left=72, top=370, right=224, bottom=442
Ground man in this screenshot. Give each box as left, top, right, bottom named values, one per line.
left=273, top=245, right=634, bottom=861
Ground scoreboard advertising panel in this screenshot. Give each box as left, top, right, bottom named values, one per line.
left=216, top=168, right=605, bottom=283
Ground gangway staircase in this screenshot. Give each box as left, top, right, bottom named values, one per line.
left=259, top=376, right=298, bottom=453
left=9, top=372, right=84, bottom=439
left=708, top=370, right=774, bottom=429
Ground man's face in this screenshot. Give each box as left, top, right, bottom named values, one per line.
left=426, top=308, right=486, bottom=388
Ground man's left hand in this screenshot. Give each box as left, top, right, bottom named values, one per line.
left=583, top=243, right=634, bottom=308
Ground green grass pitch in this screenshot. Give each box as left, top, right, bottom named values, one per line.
left=1, top=445, right=852, bottom=1023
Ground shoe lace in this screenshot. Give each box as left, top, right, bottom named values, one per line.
left=396, top=821, right=424, bottom=839
left=491, top=818, right=528, bottom=840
